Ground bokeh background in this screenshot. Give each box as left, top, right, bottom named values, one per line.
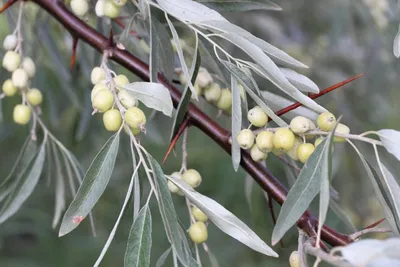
left=0, top=0, right=399, bottom=266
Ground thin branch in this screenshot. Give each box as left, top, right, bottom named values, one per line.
left=304, top=242, right=352, bottom=267
left=349, top=227, right=391, bottom=240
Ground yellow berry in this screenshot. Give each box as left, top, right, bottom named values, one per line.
left=167, top=172, right=183, bottom=195
left=188, top=222, right=208, bottom=244
left=22, top=57, right=36, bottom=78
left=256, top=131, right=274, bottom=152
left=289, top=251, right=301, bottom=267
left=272, top=128, right=295, bottom=152
left=91, top=67, right=106, bottom=84
left=192, top=206, right=208, bottom=222
left=129, top=126, right=141, bottom=136
left=118, top=89, right=138, bottom=108
left=247, top=106, right=268, bottom=127
left=26, top=89, right=43, bottom=106
left=297, top=143, right=315, bottom=163
left=113, top=74, right=129, bottom=88
left=272, top=147, right=285, bottom=156
left=12, top=68, right=29, bottom=88
left=216, top=89, right=232, bottom=110
left=237, top=129, right=255, bottom=149
left=3, top=51, right=21, bottom=72
left=104, top=1, right=120, bottom=18
left=124, top=107, right=146, bottom=128
left=250, top=144, right=268, bottom=162
left=111, top=0, right=127, bottom=6
left=305, top=119, right=316, bottom=140
left=182, top=169, right=202, bottom=188
left=95, top=0, right=106, bottom=17
left=91, top=83, right=108, bottom=102
left=2, top=79, right=17, bottom=96
left=195, top=68, right=213, bottom=88
left=103, top=109, right=122, bottom=131
left=13, top=104, right=31, bottom=125
left=286, top=137, right=303, bottom=161
left=70, top=0, right=89, bottom=16
left=290, top=116, right=310, bottom=134
left=3, top=34, right=17, bottom=51
left=92, top=89, right=114, bottom=112
left=190, top=84, right=203, bottom=100
left=204, top=83, right=221, bottom=103
left=317, top=112, right=336, bottom=132
left=334, top=123, right=350, bottom=143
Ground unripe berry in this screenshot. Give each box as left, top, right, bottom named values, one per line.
left=272, top=128, right=295, bottom=152
left=256, top=131, right=274, bottom=152
left=13, top=104, right=31, bottom=125
left=22, top=57, right=36, bottom=78
left=247, top=106, right=268, bottom=127
left=289, top=251, right=301, bottom=267
left=188, top=222, right=208, bottom=244
left=118, top=89, right=138, bottom=108
left=91, top=67, right=106, bottom=84
left=167, top=172, right=183, bottom=195
left=92, top=89, right=114, bottom=112
left=26, top=89, right=43, bottom=106
left=297, top=143, right=315, bottom=163
left=95, top=0, right=106, bottom=17
left=103, top=109, right=122, bottom=131
left=3, top=51, right=21, bottom=72
left=216, top=89, right=232, bottom=110
left=334, top=123, right=350, bottom=143
left=139, top=39, right=150, bottom=54
left=286, top=137, right=302, bottom=161
left=290, top=116, right=310, bottom=134
left=238, top=84, right=246, bottom=101
left=3, top=34, right=18, bottom=51
left=91, top=84, right=109, bottom=102
left=196, top=68, right=213, bottom=88
left=305, top=119, right=316, bottom=140
left=111, top=0, right=127, bottom=6
left=237, top=129, right=255, bottom=149
left=12, top=68, right=29, bottom=88
left=190, top=84, right=203, bottom=100
left=204, top=83, right=221, bottom=103
left=250, top=144, right=268, bottom=162
left=192, top=206, right=208, bottom=222
left=314, top=137, right=324, bottom=147
left=113, top=74, right=129, bottom=88
left=170, top=38, right=187, bottom=53
left=2, top=79, right=17, bottom=97
left=125, top=126, right=141, bottom=136
left=317, top=112, right=336, bottom=132
left=124, top=107, right=146, bottom=128
left=70, top=0, right=89, bottom=17
left=182, top=169, right=202, bottom=188
left=104, top=1, right=121, bottom=19
left=272, top=147, right=285, bottom=156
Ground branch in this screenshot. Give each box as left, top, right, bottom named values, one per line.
left=27, top=0, right=352, bottom=246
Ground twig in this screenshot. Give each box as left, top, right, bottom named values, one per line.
left=349, top=227, right=391, bottom=240
left=304, top=242, right=352, bottom=267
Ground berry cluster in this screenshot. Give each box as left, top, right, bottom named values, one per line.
left=70, top=0, right=127, bottom=18
left=179, top=68, right=233, bottom=113
left=90, top=67, right=146, bottom=135
left=1, top=35, right=42, bottom=125
left=237, top=108, right=350, bottom=164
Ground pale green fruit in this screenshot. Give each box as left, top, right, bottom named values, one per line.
left=247, top=106, right=268, bottom=127
left=91, top=83, right=108, bottom=102
left=192, top=206, right=208, bottom=222
left=256, top=131, right=274, bottom=152
left=92, top=89, right=114, bottom=112
left=129, top=126, right=141, bottom=136
left=182, top=169, right=202, bottom=188
left=104, top=1, right=120, bottom=18
left=216, top=89, right=232, bottom=110
left=13, top=104, right=31, bottom=125
left=195, top=68, right=213, bottom=88
left=3, top=51, right=21, bottom=72
left=334, top=123, right=350, bottom=142
left=272, top=128, right=295, bottom=152
left=95, top=0, right=106, bottom=17
left=3, top=34, right=17, bottom=51
left=118, top=89, right=138, bottom=108
left=113, top=74, right=129, bottom=87
left=289, top=251, right=301, bottom=267
left=305, top=119, right=316, bottom=140
left=238, top=84, right=246, bottom=101
left=167, top=172, right=183, bottom=195
left=22, top=57, right=36, bottom=78
left=70, top=0, right=89, bottom=16
left=188, top=222, right=208, bottom=244
left=286, top=137, right=303, bottom=161
left=170, top=38, right=187, bottom=53
left=290, top=116, right=310, bottom=134
left=314, top=137, right=324, bottom=147
left=204, top=83, right=221, bottom=103
left=190, top=84, right=203, bottom=100
left=272, top=147, right=285, bottom=156
left=297, top=143, right=315, bottom=163
left=124, top=107, right=146, bottom=128
left=237, top=129, right=255, bottom=149
left=91, top=67, right=106, bottom=84
left=250, top=144, right=268, bottom=162
left=111, top=0, right=127, bottom=6
left=2, top=79, right=17, bottom=96
left=317, top=112, right=336, bottom=132
left=26, top=89, right=43, bottom=106
left=12, top=68, right=29, bottom=88
left=103, top=109, right=122, bottom=131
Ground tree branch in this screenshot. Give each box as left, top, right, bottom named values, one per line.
left=28, top=0, right=352, bottom=246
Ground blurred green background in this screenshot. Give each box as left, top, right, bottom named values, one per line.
left=0, top=0, right=399, bottom=266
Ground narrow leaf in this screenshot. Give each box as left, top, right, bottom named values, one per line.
left=231, top=76, right=242, bottom=171
left=280, top=68, right=319, bottom=93
left=166, top=175, right=278, bottom=257
left=377, top=129, right=400, bottom=161
left=394, top=23, right=400, bottom=58
left=59, top=133, right=120, bottom=236
left=123, top=82, right=173, bottom=116
left=156, top=248, right=172, bottom=267
left=124, top=205, right=152, bottom=267
left=196, top=0, right=282, bottom=12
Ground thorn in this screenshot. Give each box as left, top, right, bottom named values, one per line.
left=70, top=37, right=78, bottom=71
left=363, top=218, right=385, bottom=230
left=114, top=18, right=138, bottom=37
left=163, top=117, right=190, bottom=164
left=0, top=0, right=18, bottom=14
left=108, top=28, right=114, bottom=48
